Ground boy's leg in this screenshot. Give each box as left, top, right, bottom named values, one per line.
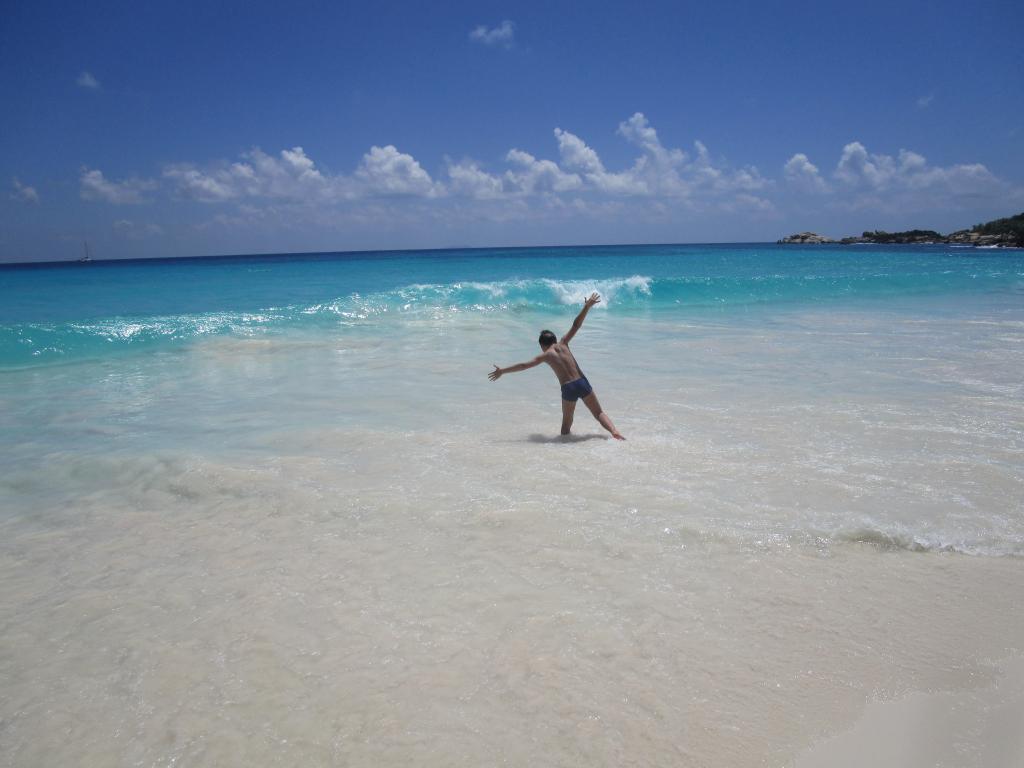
left=560, top=398, right=577, bottom=435
left=582, top=392, right=625, bottom=439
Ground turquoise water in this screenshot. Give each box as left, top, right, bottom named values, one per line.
left=3, top=243, right=1022, bottom=367
left=3, top=241, right=1022, bottom=553
left=3, top=242, right=1024, bottom=766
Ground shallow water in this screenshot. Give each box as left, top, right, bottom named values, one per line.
left=2, top=244, right=1023, bottom=765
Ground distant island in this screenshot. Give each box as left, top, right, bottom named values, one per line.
left=778, top=211, right=1024, bottom=247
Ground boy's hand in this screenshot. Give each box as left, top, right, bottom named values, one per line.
left=488, top=364, right=503, bottom=381
left=584, top=292, right=601, bottom=308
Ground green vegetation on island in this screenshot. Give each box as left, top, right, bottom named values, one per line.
left=848, top=229, right=943, bottom=244
left=778, top=212, right=1024, bottom=247
left=964, top=211, right=1024, bottom=246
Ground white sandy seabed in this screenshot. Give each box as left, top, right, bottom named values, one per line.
left=1, top=296, right=1023, bottom=766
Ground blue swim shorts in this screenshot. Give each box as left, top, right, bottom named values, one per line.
left=560, top=376, right=593, bottom=402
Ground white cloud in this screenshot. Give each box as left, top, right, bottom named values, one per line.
left=783, top=153, right=828, bottom=192
left=163, top=165, right=239, bottom=202
left=355, top=145, right=441, bottom=197
left=69, top=117, right=1020, bottom=240
left=469, top=20, right=515, bottom=47
left=835, top=141, right=892, bottom=188
left=449, top=113, right=761, bottom=205
left=113, top=219, right=163, bottom=239
left=621, top=114, right=696, bottom=189
left=444, top=114, right=769, bottom=208
left=605, top=113, right=770, bottom=200
left=777, top=140, right=1021, bottom=214
left=553, top=129, right=604, bottom=175
left=725, top=193, right=776, bottom=214
left=88, top=115, right=795, bottom=218
left=76, top=71, right=100, bottom=90
left=10, top=177, right=40, bottom=203
left=832, top=141, right=1011, bottom=209
left=617, top=113, right=686, bottom=166
left=503, top=149, right=582, bottom=194
left=446, top=160, right=504, bottom=199
left=916, top=94, right=934, bottom=109
left=165, top=147, right=335, bottom=202
left=614, top=114, right=683, bottom=195
left=554, top=128, right=646, bottom=194
left=245, top=146, right=334, bottom=199
left=690, top=139, right=769, bottom=194
left=165, top=145, right=439, bottom=203
left=79, top=168, right=156, bottom=204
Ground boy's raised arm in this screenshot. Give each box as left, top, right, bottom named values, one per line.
left=561, top=292, right=601, bottom=344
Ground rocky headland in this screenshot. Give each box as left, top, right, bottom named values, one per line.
left=777, top=232, right=835, bottom=244
left=778, top=212, right=1024, bottom=248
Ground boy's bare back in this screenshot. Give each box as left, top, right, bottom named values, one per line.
left=539, top=342, right=584, bottom=385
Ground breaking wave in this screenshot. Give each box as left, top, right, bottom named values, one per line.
left=0, top=267, right=1017, bottom=366
left=3, top=276, right=657, bottom=365
left=832, top=525, right=1024, bottom=557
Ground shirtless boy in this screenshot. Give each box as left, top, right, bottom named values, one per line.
left=488, top=292, right=625, bottom=440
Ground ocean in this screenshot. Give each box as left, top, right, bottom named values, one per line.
left=2, top=243, right=1023, bottom=766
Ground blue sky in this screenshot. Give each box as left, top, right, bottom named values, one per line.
left=2, top=0, right=1022, bottom=262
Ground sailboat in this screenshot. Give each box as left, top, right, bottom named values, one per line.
left=79, top=241, right=92, bottom=263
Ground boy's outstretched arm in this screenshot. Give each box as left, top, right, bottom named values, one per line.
left=560, top=292, right=601, bottom=344
left=488, top=355, right=545, bottom=381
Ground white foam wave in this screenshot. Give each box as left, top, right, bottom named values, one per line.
left=541, top=275, right=653, bottom=306
left=833, top=524, right=1024, bottom=557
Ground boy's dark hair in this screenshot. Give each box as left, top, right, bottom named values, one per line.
left=538, top=330, right=557, bottom=348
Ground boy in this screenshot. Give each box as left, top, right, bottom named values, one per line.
left=488, top=292, right=625, bottom=440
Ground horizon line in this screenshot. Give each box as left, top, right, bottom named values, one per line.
left=0, top=239, right=992, bottom=269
